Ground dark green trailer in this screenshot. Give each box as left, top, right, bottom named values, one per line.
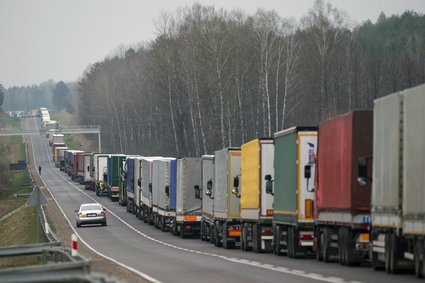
left=270, top=127, right=317, bottom=258
left=107, top=155, right=126, bottom=201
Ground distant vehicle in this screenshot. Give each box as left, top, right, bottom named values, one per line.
left=75, top=203, right=107, bottom=227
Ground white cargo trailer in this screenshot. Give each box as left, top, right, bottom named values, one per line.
left=172, top=158, right=202, bottom=238
left=196, top=155, right=215, bottom=242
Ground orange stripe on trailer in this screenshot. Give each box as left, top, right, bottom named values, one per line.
left=184, top=216, right=197, bottom=221
left=359, top=233, right=370, bottom=243
left=305, top=199, right=312, bottom=218
left=228, top=231, right=241, bottom=237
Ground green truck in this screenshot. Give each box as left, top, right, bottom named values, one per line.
left=106, top=155, right=126, bottom=201
left=268, top=127, right=318, bottom=258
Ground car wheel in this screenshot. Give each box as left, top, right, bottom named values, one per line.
left=102, top=221, right=107, bottom=226
left=76, top=221, right=81, bottom=228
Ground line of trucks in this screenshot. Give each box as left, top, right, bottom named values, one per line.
left=40, top=84, right=425, bottom=278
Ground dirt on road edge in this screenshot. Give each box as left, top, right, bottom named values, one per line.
left=25, top=135, right=149, bottom=283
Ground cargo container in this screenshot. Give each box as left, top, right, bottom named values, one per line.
left=93, top=153, right=109, bottom=196
left=64, top=150, right=83, bottom=178
left=125, top=157, right=137, bottom=210
left=140, top=157, right=162, bottom=224
left=210, top=148, right=241, bottom=248
left=361, top=85, right=425, bottom=274
left=106, top=155, right=126, bottom=201
left=269, top=127, right=317, bottom=257
left=52, top=134, right=65, bottom=145
left=315, top=110, right=373, bottom=265
left=133, top=157, right=144, bottom=217
left=76, top=152, right=85, bottom=184
left=239, top=139, right=274, bottom=253
left=54, top=146, right=68, bottom=167
left=154, top=158, right=176, bottom=231
left=196, top=155, right=214, bottom=242
left=83, top=153, right=93, bottom=190
left=52, top=143, right=66, bottom=156
left=172, top=158, right=202, bottom=238
left=59, top=149, right=67, bottom=171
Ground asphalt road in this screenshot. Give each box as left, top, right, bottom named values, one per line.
left=26, top=117, right=420, bottom=283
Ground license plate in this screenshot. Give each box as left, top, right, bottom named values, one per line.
left=87, top=213, right=96, bottom=217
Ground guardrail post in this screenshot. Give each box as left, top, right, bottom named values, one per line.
left=71, top=234, right=78, bottom=257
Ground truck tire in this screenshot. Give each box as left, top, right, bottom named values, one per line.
left=386, top=233, right=401, bottom=273
left=209, top=225, right=214, bottom=244
left=223, top=223, right=229, bottom=249
left=200, top=221, right=205, bottom=241
left=252, top=223, right=261, bottom=253
left=322, top=228, right=332, bottom=262
left=274, top=225, right=284, bottom=256
left=338, top=227, right=345, bottom=265
left=214, top=223, right=222, bottom=247
left=415, top=241, right=423, bottom=278
left=180, top=225, right=185, bottom=239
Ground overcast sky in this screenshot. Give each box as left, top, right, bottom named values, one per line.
left=0, top=0, right=424, bottom=88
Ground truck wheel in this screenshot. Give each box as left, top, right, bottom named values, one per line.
left=223, top=223, right=229, bottom=249
left=252, top=223, right=261, bottom=253
left=200, top=221, right=205, bottom=241
left=180, top=225, right=185, bottom=239
left=274, top=226, right=283, bottom=256
left=322, top=228, right=332, bottom=262
left=208, top=225, right=214, bottom=244
left=338, top=227, right=345, bottom=265
left=287, top=227, right=293, bottom=258
left=214, top=223, right=222, bottom=247
left=161, top=217, right=167, bottom=232
left=415, top=241, right=423, bottom=278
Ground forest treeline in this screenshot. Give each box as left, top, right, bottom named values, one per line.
left=10, top=1, right=425, bottom=157
left=3, top=81, right=77, bottom=112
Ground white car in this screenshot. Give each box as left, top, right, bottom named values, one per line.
left=75, top=203, right=107, bottom=227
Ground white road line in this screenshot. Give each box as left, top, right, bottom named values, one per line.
left=31, top=117, right=364, bottom=283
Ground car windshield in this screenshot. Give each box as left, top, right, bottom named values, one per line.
left=81, top=204, right=101, bottom=211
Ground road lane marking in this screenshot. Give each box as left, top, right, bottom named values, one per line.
left=32, top=118, right=364, bottom=283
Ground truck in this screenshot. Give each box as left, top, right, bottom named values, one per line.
left=52, top=134, right=65, bottom=145
left=209, top=148, right=241, bottom=248
left=196, top=155, right=214, bottom=242
left=238, top=139, right=274, bottom=253
left=92, top=153, right=109, bottom=196
left=140, top=157, right=161, bottom=224
left=268, top=127, right=318, bottom=257
left=171, top=158, right=202, bottom=238
left=54, top=146, right=68, bottom=167
left=76, top=152, right=86, bottom=184
left=124, top=156, right=137, bottom=209
left=83, top=153, right=93, bottom=190
left=358, top=85, right=425, bottom=274
left=106, top=155, right=126, bottom=201
left=154, top=158, right=177, bottom=231
left=59, top=149, right=67, bottom=171
left=314, top=110, right=373, bottom=265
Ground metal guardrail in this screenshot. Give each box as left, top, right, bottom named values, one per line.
left=0, top=243, right=125, bottom=283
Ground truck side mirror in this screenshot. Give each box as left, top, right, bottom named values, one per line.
left=87, top=166, right=90, bottom=172
left=233, top=176, right=239, bottom=188
left=149, top=183, right=152, bottom=193
left=304, top=165, right=311, bottom=179
left=206, top=180, right=214, bottom=199
left=137, top=178, right=141, bottom=187
left=165, top=185, right=170, bottom=199
left=357, top=157, right=372, bottom=186
left=194, top=185, right=202, bottom=200
left=265, top=174, right=274, bottom=195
